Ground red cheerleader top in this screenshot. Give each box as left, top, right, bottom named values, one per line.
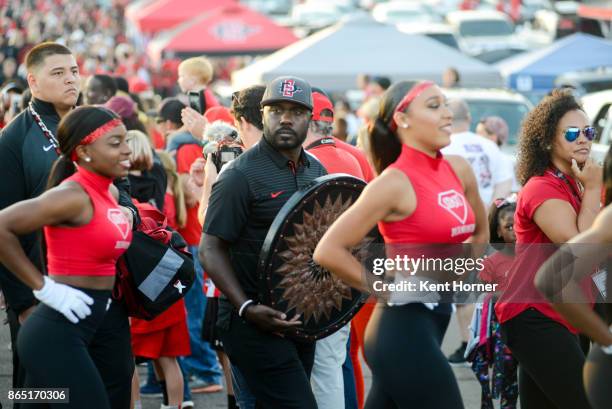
left=379, top=144, right=476, bottom=245
left=44, top=166, right=132, bottom=277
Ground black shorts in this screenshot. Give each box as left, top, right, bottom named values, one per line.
left=201, top=297, right=223, bottom=351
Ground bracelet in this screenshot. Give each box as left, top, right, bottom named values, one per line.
left=238, top=299, right=254, bottom=317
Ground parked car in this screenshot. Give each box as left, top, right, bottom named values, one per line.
left=446, top=10, right=523, bottom=56
left=532, top=1, right=580, bottom=39
left=477, top=0, right=553, bottom=23
left=443, top=87, right=534, bottom=153
left=291, top=3, right=343, bottom=36
left=581, top=90, right=612, bottom=156
left=372, top=1, right=439, bottom=25
left=555, top=70, right=612, bottom=98
left=591, top=108, right=612, bottom=165
left=396, top=22, right=460, bottom=49
left=241, top=0, right=293, bottom=15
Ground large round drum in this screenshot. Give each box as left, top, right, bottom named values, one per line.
left=258, top=174, right=383, bottom=341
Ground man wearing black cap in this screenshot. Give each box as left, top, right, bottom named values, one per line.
left=201, top=76, right=326, bottom=408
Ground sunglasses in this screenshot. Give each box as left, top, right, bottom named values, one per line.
left=564, top=126, right=596, bottom=142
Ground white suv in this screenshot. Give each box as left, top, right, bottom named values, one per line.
left=442, top=88, right=534, bottom=154
left=446, top=10, right=524, bottom=56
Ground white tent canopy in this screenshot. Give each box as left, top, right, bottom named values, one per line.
left=232, top=14, right=502, bottom=92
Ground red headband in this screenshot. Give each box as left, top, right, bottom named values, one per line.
left=390, top=81, right=435, bottom=132
left=70, top=118, right=123, bottom=161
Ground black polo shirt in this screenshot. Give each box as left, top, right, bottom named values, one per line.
left=204, top=137, right=327, bottom=299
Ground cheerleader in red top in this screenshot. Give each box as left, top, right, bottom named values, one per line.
left=495, top=89, right=602, bottom=409
left=315, top=81, right=489, bottom=409
left=0, top=106, right=132, bottom=409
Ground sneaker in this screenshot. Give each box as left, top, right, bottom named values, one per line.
left=189, top=375, right=223, bottom=393
left=448, top=342, right=468, bottom=367
left=192, top=383, right=223, bottom=394
left=182, top=401, right=195, bottom=408
left=140, top=381, right=163, bottom=398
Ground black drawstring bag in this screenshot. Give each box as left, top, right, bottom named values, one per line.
left=113, top=207, right=195, bottom=320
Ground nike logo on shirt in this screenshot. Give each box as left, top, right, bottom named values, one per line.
left=270, top=191, right=284, bottom=199
left=43, top=144, right=55, bottom=152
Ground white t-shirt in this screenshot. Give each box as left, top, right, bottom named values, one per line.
left=442, top=131, right=513, bottom=205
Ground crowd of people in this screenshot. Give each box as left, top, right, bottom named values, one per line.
left=0, top=35, right=610, bottom=409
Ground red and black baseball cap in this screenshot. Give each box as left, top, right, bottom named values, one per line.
left=312, top=91, right=333, bottom=123
left=261, top=76, right=313, bottom=111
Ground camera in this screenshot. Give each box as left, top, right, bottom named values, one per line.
left=212, top=145, right=243, bottom=172
left=203, top=121, right=243, bottom=172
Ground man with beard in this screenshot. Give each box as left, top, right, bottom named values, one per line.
left=200, top=76, right=326, bottom=408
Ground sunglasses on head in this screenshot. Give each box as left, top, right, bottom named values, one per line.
left=564, top=126, right=596, bottom=142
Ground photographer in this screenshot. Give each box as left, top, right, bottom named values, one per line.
left=157, top=97, right=224, bottom=393
left=193, top=86, right=265, bottom=225
left=192, top=85, right=265, bottom=409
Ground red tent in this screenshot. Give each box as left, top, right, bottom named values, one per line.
left=148, top=3, right=298, bottom=58
left=133, top=0, right=233, bottom=34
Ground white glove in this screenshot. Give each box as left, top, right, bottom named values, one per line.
left=602, top=326, right=612, bottom=355
left=33, top=277, right=94, bottom=323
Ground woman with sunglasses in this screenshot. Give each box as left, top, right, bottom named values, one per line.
left=314, top=80, right=488, bottom=409
left=495, top=89, right=602, bottom=409
left=535, top=145, right=612, bottom=409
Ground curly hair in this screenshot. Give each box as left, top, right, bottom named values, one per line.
left=605, top=145, right=612, bottom=206
left=516, top=89, right=583, bottom=185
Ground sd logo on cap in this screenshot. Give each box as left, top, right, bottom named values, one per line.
left=261, top=76, right=313, bottom=111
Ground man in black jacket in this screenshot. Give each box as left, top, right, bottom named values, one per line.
left=0, top=42, right=138, bottom=409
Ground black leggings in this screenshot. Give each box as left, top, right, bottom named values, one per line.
left=363, top=303, right=464, bottom=409
left=17, top=289, right=133, bottom=409
left=501, top=308, right=592, bottom=409
left=584, top=344, right=612, bottom=409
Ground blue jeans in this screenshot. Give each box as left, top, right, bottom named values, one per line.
left=342, top=332, right=358, bottom=409
left=179, top=246, right=222, bottom=384
left=231, top=364, right=256, bottom=409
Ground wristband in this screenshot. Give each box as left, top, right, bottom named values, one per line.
left=238, top=299, right=254, bottom=317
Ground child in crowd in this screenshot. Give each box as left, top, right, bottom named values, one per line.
left=467, top=195, right=519, bottom=409
left=126, top=135, right=191, bottom=409
left=157, top=150, right=187, bottom=230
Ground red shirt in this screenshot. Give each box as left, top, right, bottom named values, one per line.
left=306, top=137, right=364, bottom=179
left=130, top=299, right=187, bottom=333
left=334, top=137, right=375, bottom=182
left=176, top=144, right=202, bottom=246
left=379, top=145, right=476, bottom=245
left=495, top=170, right=592, bottom=333
left=45, top=167, right=132, bottom=277
left=163, top=192, right=177, bottom=230
left=479, top=251, right=514, bottom=290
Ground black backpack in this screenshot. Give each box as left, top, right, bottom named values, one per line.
left=113, top=206, right=195, bottom=320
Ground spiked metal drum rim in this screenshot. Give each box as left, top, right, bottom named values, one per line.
left=258, top=174, right=382, bottom=341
